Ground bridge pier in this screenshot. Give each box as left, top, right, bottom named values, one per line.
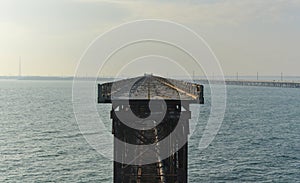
left=111, top=100, right=191, bottom=183
left=98, top=75, right=203, bottom=183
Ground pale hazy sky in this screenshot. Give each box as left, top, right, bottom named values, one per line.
left=0, top=0, right=300, bottom=76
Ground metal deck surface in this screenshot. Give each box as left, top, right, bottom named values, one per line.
left=98, top=74, right=203, bottom=103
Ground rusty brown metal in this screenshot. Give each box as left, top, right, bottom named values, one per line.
left=98, top=75, right=204, bottom=183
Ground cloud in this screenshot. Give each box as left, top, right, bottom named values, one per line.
left=73, top=0, right=138, bottom=5
left=82, top=0, right=300, bottom=26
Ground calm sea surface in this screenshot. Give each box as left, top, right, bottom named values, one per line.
left=0, top=80, right=299, bottom=182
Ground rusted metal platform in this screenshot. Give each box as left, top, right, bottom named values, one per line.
left=98, top=74, right=204, bottom=183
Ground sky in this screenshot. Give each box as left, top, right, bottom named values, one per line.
left=0, top=0, right=300, bottom=77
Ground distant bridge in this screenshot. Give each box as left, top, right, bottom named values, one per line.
left=196, top=79, right=300, bottom=88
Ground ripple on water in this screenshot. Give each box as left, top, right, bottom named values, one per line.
left=0, top=81, right=299, bottom=182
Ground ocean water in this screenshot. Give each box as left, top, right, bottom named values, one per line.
left=0, top=80, right=299, bottom=182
